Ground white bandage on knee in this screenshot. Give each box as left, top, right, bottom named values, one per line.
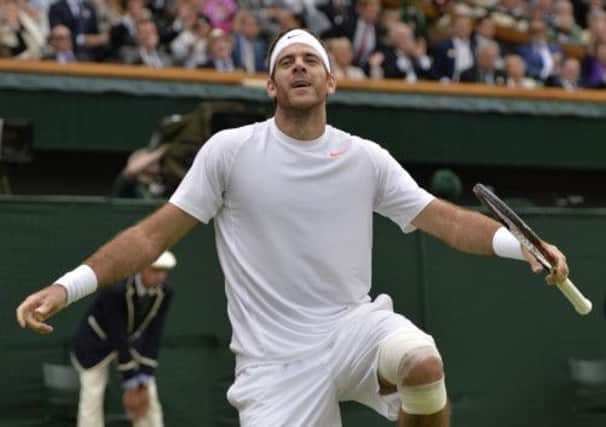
left=378, top=331, right=447, bottom=415
left=399, top=377, right=447, bottom=415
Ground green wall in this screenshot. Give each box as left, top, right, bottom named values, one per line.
left=1, top=198, right=604, bottom=426
left=3, top=73, right=606, bottom=169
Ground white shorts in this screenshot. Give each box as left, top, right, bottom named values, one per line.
left=226, top=294, right=436, bottom=427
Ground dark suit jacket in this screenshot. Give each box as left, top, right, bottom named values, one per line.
left=232, top=33, right=267, bottom=72
left=467, top=67, right=507, bottom=85
left=72, top=277, right=173, bottom=384
left=379, top=47, right=431, bottom=80
left=321, top=18, right=385, bottom=67
left=429, top=38, right=477, bottom=82
left=48, top=0, right=99, bottom=57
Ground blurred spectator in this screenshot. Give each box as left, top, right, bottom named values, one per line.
left=518, top=18, right=562, bottom=83
left=322, top=0, right=386, bottom=68
left=430, top=168, right=463, bottom=202
left=373, top=22, right=431, bottom=82
left=113, top=145, right=168, bottom=199
left=232, top=9, right=267, bottom=72
left=327, top=37, right=366, bottom=79
left=316, top=0, right=355, bottom=27
left=0, top=0, right=47, bottom=59
left=42, top=24, right=78, bottom=62
left=504, top=53, right=538, bottom=87
left=120, top=18, right=172, bottom=67
left=472, top=40, right=506, bottom=84
left=474, top=14, right=497, bottom=48
left=170, top=10, right=211, bottom=68
left=48, top=0, right=109, bottom=60
left=548, top=56, right=581, bottom=89
left=549, top=0, right=584, bottom=44
left=93, top=0, right=122, bottom=33
left=198, top=27, right=238, bottom=71
left=401, top=0, right=429, bottom=39
left=108, top=0, right=150, bottom=59
left=491, top=0, right=529, bottom=29
left=202, top=0, right=238, bottom=32
left=581, top=40, right=606, bottom=87
left=430, top=13, right=477, bottom=82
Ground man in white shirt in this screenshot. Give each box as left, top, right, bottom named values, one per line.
left=17, top=29, right=569, bottom=427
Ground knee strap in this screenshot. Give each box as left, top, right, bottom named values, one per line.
left=378, top=330, right=447, bottom=415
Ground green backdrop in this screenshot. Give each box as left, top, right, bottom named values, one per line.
left=1, top=197, right=604, bottom=426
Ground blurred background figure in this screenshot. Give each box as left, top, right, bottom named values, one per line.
left=108, top=0, right=151, bottom=60
left=323, top=0, right=385, bottom=68
left=374, top=22, right=431, bottom=82
left=518, top=18, right=562, bottom=84
left=581, top=40, right=606, bottom=87
left=48, top=0, right=109, bottom=60
left=202, top=0, right=237, bottom=32
left=43, top=24, right=77, bottom=62
left=430, top=168, right=463, bottom=202
left=327, top=36, right=366, bottom=80
left=548, top=56, right=581, bottom=89
left=120, top=18, right=172, bottom=67
left=505, top=53, right=538, bottom=88
left=548, top=0, right=584, bottom=45
left=0, top=0, right=47, bottom=59
left=472, top=40, right=506, bottom=85
left=72, top=251, right=176, bottom=427
left=198, top=27, right=237, bottom=71
left=112, top=145, right=168, bottom=199
left=170, top=8, right=211, bottom=68
left=231, top=9, right=267, bottom=73
left=430, top=13, right=477, bottom=82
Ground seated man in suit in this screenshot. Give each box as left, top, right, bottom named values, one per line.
left=120, top=18, right=172, bottom=68
left=43, top=25, right=78, bottom=63
left=198, top=27, right=238, bottom=71
left=232, top=9, right=267, bottom=73
left=371, top=22, right=431, bottom=82
left=430, top=13, right=477, bottom=82
left=517, top=18, right=562, bottom=84
left=71, top=251, right=176, bottom=427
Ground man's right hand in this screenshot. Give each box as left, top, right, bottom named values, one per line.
left=16, top=284, right=67, bottom=334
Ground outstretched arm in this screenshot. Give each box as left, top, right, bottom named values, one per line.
left=411, top=198, right=568, bottom=283
left=16, top=203, right=198, bottom=334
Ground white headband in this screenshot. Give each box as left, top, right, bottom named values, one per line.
left=269, top=29, right=331, bottom=75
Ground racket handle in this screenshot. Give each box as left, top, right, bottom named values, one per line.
left=556, top=278, right=592, bottom=315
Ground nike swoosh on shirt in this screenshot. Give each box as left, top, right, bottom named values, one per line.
left=328, top=149, right=347, bottom=158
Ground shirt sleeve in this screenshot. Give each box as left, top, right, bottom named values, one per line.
left=169, top=128, right=245, bottom=223
left=366, top=141, right=435, bottom=233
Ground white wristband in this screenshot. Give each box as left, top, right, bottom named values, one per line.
left=55, top=265, right=98, bottom=305
left=492, top=226, right=525, bottom=261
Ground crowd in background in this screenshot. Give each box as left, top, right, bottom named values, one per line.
left=2, top=0, right=606, bottom=89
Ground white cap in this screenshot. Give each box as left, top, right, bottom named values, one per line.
left=269, top=29, right=331, bottom=75
left=151, top=251, right=177, bottom=270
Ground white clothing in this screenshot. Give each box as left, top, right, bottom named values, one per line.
left=169, top=118, right=434, bottom=373
left=74, top=354, right=164, bottom=427
left=226, top=294, right=435, bottom=426
left=453, top=37, right=474, bottom=79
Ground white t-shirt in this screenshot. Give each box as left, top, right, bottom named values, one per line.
left=169, top=118, right=434, bottom=368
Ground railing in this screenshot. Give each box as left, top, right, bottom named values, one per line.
left=2, top=59, right=606, bottom=103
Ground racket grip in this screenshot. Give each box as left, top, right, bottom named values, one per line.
left=556, top=278, right=592, bottom=315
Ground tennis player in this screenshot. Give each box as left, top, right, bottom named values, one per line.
left=16, top=29, right=569, bottom=427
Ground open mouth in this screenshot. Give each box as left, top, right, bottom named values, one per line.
left=291, top=80, right=311, bottom=88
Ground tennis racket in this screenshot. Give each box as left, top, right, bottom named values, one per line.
left=473, top=183, right=592, bottom=316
